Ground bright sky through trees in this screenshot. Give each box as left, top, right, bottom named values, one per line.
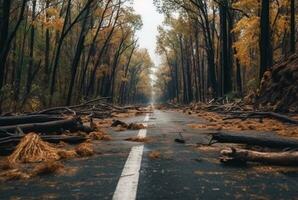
left=133, top=0, right=164, bottom=66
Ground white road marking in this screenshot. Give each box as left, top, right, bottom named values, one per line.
left=112, top=114, right=149, bottom=200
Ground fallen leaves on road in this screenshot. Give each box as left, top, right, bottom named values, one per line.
left=125, top=136, right=151, bottom=143
left=94, top=119, right=113, bottom=128
left=111, top=119, right=146, bottom=131
left=75, top=142, right=94, bottom=157
left=88, top=130, right=112, bottom=141
left=148, top=151, right=161, bottom=159
left=0, top=133, right=97, bottom=182
left=188, top=111, right=298, bottom=137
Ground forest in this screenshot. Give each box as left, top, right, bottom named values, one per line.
left=0, top=0, right=298, bottom=196
left=153, top=0, right=297, bottom=113
left=0, top=0, right=153, bottom=113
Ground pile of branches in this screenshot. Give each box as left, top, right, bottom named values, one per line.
left=208, top=132, right=298, bottom=166
left=256, top=54, right=298, bottom=113
left=0, top=97, right=144, bottom=154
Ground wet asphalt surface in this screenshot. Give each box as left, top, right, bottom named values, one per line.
left=0, top=110, right=298, bottom=200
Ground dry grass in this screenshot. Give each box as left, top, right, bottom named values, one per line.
left=75, top=142, right=94, bottom=157
left=101, top=135, right=112, bottom=141
left=94, top=119, right=113, bottom=129
left=148, top=151, right=161, bottom=159
left=88, top=131, right=112, bottom=141
left=0, top=134, right=98, bottom=182
left=188, top=111, right=298, bottom=137
left=57, top=150, right=78, bottom=159
left=8, top=133, right=60, bottom=163
left=125, top=136, right=150, bottom=143
left=128, top=123, right=146, bottom=130
left=88, top=131, right=105, bottom=140
left=113, top=126, right=128, bottom=132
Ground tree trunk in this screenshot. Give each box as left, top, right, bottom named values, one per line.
left=66, top=2, right=91, bottom=105
left=221, top=148, right=298, bottom=166
left=259, top=0, right=273, bottom=81
left=290, top=0, right=296, bottom=54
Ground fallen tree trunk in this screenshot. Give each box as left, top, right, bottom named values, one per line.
left=211, top=132, right=298, bottom=149
left=0, top=115, right=63, bottom=126
left=0, top=118, right=92, bottom=134
left=224, top=111, right=298, bottom=124
left=220, top=148, right=298, bottom=166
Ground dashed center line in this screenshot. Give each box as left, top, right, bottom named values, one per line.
left=112, top=114, right=150, bottom=200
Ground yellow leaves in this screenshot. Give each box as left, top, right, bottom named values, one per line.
left=233, top=16, right=260, bottom=67
left=96, top=64, right=111, bottom=78
left=47, top=8, right=59, bottom=17
left=94, top=7, right=104, bottom=17
left=233, top=0, right=292, bottom=67
left=232, top=0, right=260, bottom=14
left=51, top=18, right=64, bottom=31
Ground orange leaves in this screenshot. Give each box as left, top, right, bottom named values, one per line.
left=188, top=111, right=298, bottom=137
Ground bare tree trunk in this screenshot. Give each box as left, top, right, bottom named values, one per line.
left=25, top=0, right=36, bottom=97
left=259, top=0, right=273, bottom=81
left=66, top=1, right=91, bottom=105
left=290, top=0, right=296, bottom=54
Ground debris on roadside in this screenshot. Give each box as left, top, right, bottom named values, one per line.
left=111, top=119, right=146, bottom=131
left=8, top=133, right=61, bottom=163
left=148, top=151, right=161, bottom=159
left=174, top=133, right=185, bottom=144
left=220, top=147, right=298, bottom=166
left=32, top=161, right=65, bottom=176
left=75, top=142, right=94, bottom=157
left=88, top=130, right=112, bottom=141
left=125, top=136, right=150, bottom=143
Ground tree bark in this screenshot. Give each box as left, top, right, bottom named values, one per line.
left=221, top=148, right=298, bottom=166
left=212, top=132, right=298, bottom=149
left=259, top=0, right=273, bottom=81
left=290, top=0, right=296, bottom=54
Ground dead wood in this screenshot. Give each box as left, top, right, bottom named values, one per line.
left=220, top=147, right=298, bottom=166
left=211, top=132, right=298, bottom=149
left=0, top=118, right=92, bottom=134
left=224, top=111, right=298, bottom=124
left=111, top=120, right=128, bottom=128
left=0, top=115, right=63, bottom=126
left=34, top=97, right=110, bottom=115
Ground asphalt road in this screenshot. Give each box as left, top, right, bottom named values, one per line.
left=1, top=110, right=298, bottom=200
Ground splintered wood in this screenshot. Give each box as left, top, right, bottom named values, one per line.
left=188, top=111, right=298, bottom=137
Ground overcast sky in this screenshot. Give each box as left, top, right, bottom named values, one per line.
left=132, top=0, right=164, bottom=66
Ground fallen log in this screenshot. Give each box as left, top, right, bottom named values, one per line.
left=0, top=118, right=92, bottom=134
left=211, top=132, right=298, bottom=149
left=220, top=147, right=298, bottom=166
left=0, top=115, right=63, bottom=126
left=224, top=111, right=298, bottom=124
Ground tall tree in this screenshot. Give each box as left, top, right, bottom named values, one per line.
left=259, top=0, right=272, bottom=81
